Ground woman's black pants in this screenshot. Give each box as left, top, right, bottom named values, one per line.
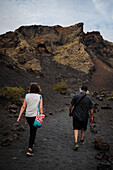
left=26, top=117, right=37, bottom=148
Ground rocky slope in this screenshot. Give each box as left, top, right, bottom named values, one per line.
left=0, top=23, right=94, bottom=75
left=0, top=22, right=113, bottom=93
left=84, top=31, right=113, bottom=68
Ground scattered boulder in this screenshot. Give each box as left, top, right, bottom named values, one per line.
left=97, top=161, right=111, bottom=170
left=13, top=133, right=19, bottom=140
left=49, top=112, right=53, bottom=115
left=94, top=138, right=110, bottom=151
left=98, top=97, right=103, bottom=101
left=58, top=108, right=64, bottom=112
left=9, top=104, right=18, bottom=110
left=109, top=156, right=113, bottom=164
left=10, top=109, right=17, bottom=114
left=2, top=131, right=9, bottom=136
left=0, top=104, right=3, bottom=109
left=100, top=93, right=106, bottom=98
left=95, top=151, right=104, bottom=160
left=95, top=151, right=112, bottom=161
left=103, top=152, right=113, bottom=161
left=92, top=92, right=98, bottom=97
left=12, top=125, right=25, bottom=132
left=101, top=104, right=112, bottom=109
left=90, top=124, right=98, bottom=134
left=15, top=99, right=23, bottom=106
left=96, top=95, right=100, bottom=99
left=96, top=95, right=103, bottom=101
left=94, top=102, right=99, bottom=109
left=1, top=138, right=10, bottom=147
left=8, top=104, right=18, bottom=114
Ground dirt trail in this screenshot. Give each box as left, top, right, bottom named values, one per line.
left=89, top=57, right=113, bottom=91
left=0, top=108, right=99, bottom=170
left=1, top=100, right=113, bottom=170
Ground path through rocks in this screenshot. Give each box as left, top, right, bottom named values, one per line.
left=1, top=107, right=100, bottom=170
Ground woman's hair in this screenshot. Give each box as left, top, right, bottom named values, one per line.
left=29, top=83, right=41, bottom=93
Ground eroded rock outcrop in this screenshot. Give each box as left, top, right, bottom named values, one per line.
left=84, top=31, right=113, bottom=68
left=0, top=23, right=94, bottom=75
left=0, top=22, right=113, bottom=88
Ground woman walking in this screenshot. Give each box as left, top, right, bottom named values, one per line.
left=17, top=82, right=43, bottom=156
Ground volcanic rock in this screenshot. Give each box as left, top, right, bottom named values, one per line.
left=94, top=138, right=110, bottom=151
left=97, top=161, right=111, bottom=170
left=101, top=104, right=112, bottom=109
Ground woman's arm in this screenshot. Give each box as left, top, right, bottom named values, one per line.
left=17, top=99, right=26, bottom=122
left=39, top=96, right=43, bottom=114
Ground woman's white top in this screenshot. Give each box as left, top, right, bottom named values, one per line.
left=25, top=93, right=41, bottom=117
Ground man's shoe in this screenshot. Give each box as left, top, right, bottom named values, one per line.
left=74, top=143, right=79, bottom=150
left=80, top=139, right=85, bottom=145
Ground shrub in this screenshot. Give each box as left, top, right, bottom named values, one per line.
left=53, top=82, right=69, bottom=94
left=0, top=86, right=24, bottom=103
left=107, top=92, right=113, bottom=101
left=102, top=88, right=105, bottom=91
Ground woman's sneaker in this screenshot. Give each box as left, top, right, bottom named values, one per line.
left=74, top=143, right=79, bottom=150
left=26, top=149, right=34, bottom=156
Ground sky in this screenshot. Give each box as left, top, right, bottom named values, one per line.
left=0, top=0, right=113, bottom=42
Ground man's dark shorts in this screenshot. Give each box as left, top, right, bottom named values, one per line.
left=73, top=118, right=88, bottom=131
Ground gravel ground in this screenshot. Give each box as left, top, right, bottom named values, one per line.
left=0, top=94, right=113, bottom=170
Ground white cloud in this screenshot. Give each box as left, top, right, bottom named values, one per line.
left=92, top=0, right=113, bottom=20
left=0, top=0, right=113, bottom=42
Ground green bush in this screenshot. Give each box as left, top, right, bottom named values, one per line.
left=53, top=82, right=69, bottom=94
left=107, top=91, right=113, bottom=101
left=0, top=86, right=24, bottom=102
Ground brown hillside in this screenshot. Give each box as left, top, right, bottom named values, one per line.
left=0, top=23, right=94, bottom=75
left=84, top=31, right=113, bottom=91
left=89, top=57, right=113, bottom=91
left=0, top=22, right=113, bottom=91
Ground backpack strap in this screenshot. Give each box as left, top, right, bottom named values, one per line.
left=74, top=94, right=86, bottom=108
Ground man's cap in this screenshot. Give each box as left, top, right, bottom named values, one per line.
left=81, top=86, right=88, bottom=92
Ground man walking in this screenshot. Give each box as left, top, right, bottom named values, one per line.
left=69, top=86, right=93, bottom=150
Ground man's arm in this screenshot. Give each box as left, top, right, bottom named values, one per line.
left=69, top=104, right=72, bottom=117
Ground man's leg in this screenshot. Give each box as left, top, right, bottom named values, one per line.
left=74, top=129, right=79, bottom=150
left=80, top=120, right=88, bottom=144
left=74, top=129, right=79, bottom=143
left=81, top=128, right=85, bottom=141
